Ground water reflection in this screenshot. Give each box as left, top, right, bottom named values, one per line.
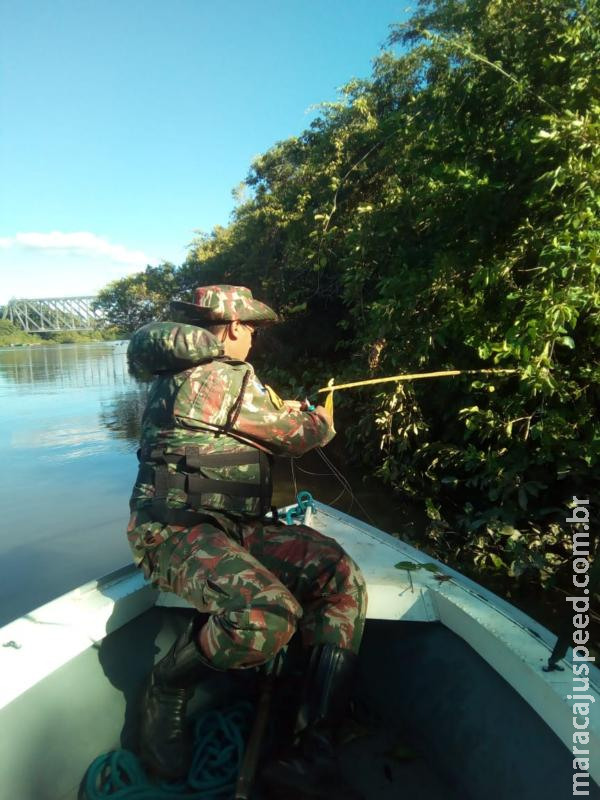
left=100, top=387, right=149, bottom=446
left=0, top=341, right=132, bottom=394
left=0, top=341, right=148, bottom=453
left=10, top=418, right=114, bottom=461
left=0, top=342, right=144, bottom=625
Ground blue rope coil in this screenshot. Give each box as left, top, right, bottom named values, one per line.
left=82, top=702, right=252, bottom=800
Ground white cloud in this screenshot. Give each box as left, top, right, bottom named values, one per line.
left=0, top=231, right=154, bottom=267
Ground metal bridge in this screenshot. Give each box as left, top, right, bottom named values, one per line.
left=1, top=296, right=103, bottom=333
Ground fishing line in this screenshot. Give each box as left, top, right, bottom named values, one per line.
left=327, top=485, right=349, bottom=508
left=320, top=449, right=377, bottom=527
left=294, top=464, right=337, bottom=478
left=316, top=447, right=378, bottom=527
left=316, top=449, right=353, bottom=494
left=289, top=457, right=349, bottom=509
left=304, top=367, right=517, bottom=525
left=290, top=456, right=298, bottom=498
left=316, top=448, right=359, bottom=518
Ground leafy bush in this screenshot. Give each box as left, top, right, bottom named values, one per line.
left=0, top=319, right=42, bottom=345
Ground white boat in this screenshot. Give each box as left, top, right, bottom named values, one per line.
left=1, top=501, right=598, bottom=800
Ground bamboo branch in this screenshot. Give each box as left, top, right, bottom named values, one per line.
left=317, top=368, right=518, bottom=394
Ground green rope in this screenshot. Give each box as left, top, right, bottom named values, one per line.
left=82, top=702, right=252, bottom=800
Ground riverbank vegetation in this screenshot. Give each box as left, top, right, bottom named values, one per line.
left=0, top=320, right=43, bottom=346
left=96, top=0, right=599, bottom=622
left=0, top=319, right=121, bottom=346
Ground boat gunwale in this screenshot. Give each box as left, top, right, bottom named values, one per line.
left=315, top=502, right=570, bottom=656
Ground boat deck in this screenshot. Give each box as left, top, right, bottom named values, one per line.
left=27, top=605, right=595, bottom=799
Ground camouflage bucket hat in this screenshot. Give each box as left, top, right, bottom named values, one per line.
left=170, top=285, right=279, bottom=325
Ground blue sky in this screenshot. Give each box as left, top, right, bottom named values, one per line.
left=0, top=1, right=409, bottom=304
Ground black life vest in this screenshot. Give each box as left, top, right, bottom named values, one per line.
left=138, top=444, right=273, bottom=526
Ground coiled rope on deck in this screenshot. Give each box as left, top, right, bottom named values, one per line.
left=82, top=702, right=252, bottom=800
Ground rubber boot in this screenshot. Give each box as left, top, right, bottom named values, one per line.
left=262, top=644, right=363, bottom=800
left=139, top=615, right=219, bottom=780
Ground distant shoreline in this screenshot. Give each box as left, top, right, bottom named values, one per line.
left=0, top=320, right=124, bottom=347
left=0, top=338, right=120, bottom=348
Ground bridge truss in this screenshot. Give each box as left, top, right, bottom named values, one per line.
left=2, top=296, right=103, bottom=333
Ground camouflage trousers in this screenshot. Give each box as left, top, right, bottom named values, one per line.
left=127, top=513, right=367, bottom=670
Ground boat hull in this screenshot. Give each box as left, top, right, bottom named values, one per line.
left=0, top=503, right=598, bottom=799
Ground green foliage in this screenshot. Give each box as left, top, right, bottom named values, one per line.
left=96, top=0, right=599, bottom=592
left=0, top=319, right=122, bottom=346
left=394, top=561, right=441, bottom=572
left=94, top=263, right=178, bottom=332
left=0, top=319, right=42, bottom=346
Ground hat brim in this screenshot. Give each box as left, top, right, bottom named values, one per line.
left=170, top=299, right=279, bottom=325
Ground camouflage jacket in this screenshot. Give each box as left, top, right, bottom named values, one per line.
left=128, top=321, right=334, bottom=529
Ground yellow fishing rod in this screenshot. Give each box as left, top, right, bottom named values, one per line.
left=315, top=368, right=517, bottom=416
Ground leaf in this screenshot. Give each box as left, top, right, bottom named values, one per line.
left=422, top=562, right=441, bottom=572
left=558, top=336, right=575, bottom=349
left=394, top=561, right=420, bottom=571
left=509, top=560, right=527, bottom=578
left=498, top=524, right=521, bottom=538
left=425, top=498, right=442, bottom=521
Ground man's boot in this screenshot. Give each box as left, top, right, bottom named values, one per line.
left=139, top=615, right=219, bottom=780
left=262, top=643, right=363, bottom=800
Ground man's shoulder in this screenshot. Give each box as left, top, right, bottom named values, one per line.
left=183, top=358, right=254, bottom=391
left=185, top=356, right=254, bottom=375
left=175, top=359, right=256, bottom=424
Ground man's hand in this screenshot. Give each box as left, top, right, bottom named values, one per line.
left=284, top=400, right=333, bottom=428
left=314, top=404, right=334, bottom=427
left=284, top=400, right=303, bottom=411
left=285, top=399, right=315, bottom=411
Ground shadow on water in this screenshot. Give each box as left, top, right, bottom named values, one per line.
left=99, top=387, right=149, bottom=444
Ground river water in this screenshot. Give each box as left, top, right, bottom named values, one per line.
left=0, top=342, right=411, bottom=628
left=0, top=342, right=141, bottom=626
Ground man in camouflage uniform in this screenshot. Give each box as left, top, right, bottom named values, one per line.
left=127, top=285, right=366, bottom=799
